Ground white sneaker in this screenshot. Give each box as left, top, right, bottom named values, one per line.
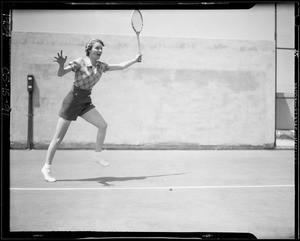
left=41, top=167, right=56, bottom=182
left=93, top=152, right=110, bottom=167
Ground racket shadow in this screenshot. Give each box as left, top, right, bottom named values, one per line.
left=57, top=173, right=187, bottom=187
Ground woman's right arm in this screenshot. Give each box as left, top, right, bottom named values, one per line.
left=57, top=64, right=72, bottom=77
left=53, top=50, right=73, bottom=77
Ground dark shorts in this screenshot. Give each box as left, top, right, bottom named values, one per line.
left=59, top=85, right=95, bottom=121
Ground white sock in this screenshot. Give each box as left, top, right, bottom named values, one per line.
left=43, top=164, right=51, bottom=170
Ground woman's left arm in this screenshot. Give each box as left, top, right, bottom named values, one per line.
left=106, top=54, right=142, bottom=71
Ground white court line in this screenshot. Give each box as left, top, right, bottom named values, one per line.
left=10, top=184, right=294, bottom=191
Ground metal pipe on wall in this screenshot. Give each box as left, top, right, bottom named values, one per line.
left=27, top=75, right=34, bottom=149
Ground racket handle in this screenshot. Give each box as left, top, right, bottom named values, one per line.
left=136, top=33, right=141, bottom=55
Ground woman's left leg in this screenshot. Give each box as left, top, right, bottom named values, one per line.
left=81, top=108, right=109, bottom=166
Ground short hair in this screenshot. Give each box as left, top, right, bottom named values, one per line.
left=85, top=39, right=105, bottom=56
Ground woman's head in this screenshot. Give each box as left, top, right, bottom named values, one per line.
left=85, top=39, right=105, bottom=57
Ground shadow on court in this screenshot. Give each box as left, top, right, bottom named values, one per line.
left=57, top=173, right=187, bottom=186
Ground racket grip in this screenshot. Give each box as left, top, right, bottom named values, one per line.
left=137, top=33, right=141, bottom=55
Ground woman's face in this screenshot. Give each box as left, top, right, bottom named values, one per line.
left=89, top=42, right=103, bottom=60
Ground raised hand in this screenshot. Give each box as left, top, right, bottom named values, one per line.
left=53, top=50, right=67, bottom=66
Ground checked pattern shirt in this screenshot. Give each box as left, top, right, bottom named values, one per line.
left=69, top=57, right=109, bottom=90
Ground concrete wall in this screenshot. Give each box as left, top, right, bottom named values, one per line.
left=10, top=31, right=275, bottom=149
left=11, top=5, right=277, bottom=149
left=275, top=3, right=295, bottom=131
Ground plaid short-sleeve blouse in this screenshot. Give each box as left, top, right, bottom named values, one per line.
left=69, top=57, right=109, bottom=90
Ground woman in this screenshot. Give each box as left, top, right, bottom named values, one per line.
left=41, top=39, right=142, bottom=182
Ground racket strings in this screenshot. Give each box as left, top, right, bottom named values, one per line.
left=131, top=10, right=143, bottom=32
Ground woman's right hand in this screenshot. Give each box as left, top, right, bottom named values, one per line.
left=135, top=54, right=142, bottom=63
left=53, top=50, right=67, bottom=66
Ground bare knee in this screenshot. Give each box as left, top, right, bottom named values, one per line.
left=98, top=121, right=108, bottom=131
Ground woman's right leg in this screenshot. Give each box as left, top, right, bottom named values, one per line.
left=42, top=117, right=71, bottom=182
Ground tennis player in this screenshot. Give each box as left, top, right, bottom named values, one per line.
left=41, top=39, right=142, bottom=182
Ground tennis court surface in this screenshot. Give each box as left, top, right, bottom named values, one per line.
left=10, top=149, right=295, bottom=239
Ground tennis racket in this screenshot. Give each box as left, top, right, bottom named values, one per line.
left=131, top=9, right=143, bottom=59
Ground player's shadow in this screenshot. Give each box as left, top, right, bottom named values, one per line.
left=57, top=173, right=187, bottom=187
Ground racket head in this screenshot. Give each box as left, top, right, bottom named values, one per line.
left=131, top=9, right=143, bottom=34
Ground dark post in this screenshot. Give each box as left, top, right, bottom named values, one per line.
left=27, top=75, right=34, bottom=149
